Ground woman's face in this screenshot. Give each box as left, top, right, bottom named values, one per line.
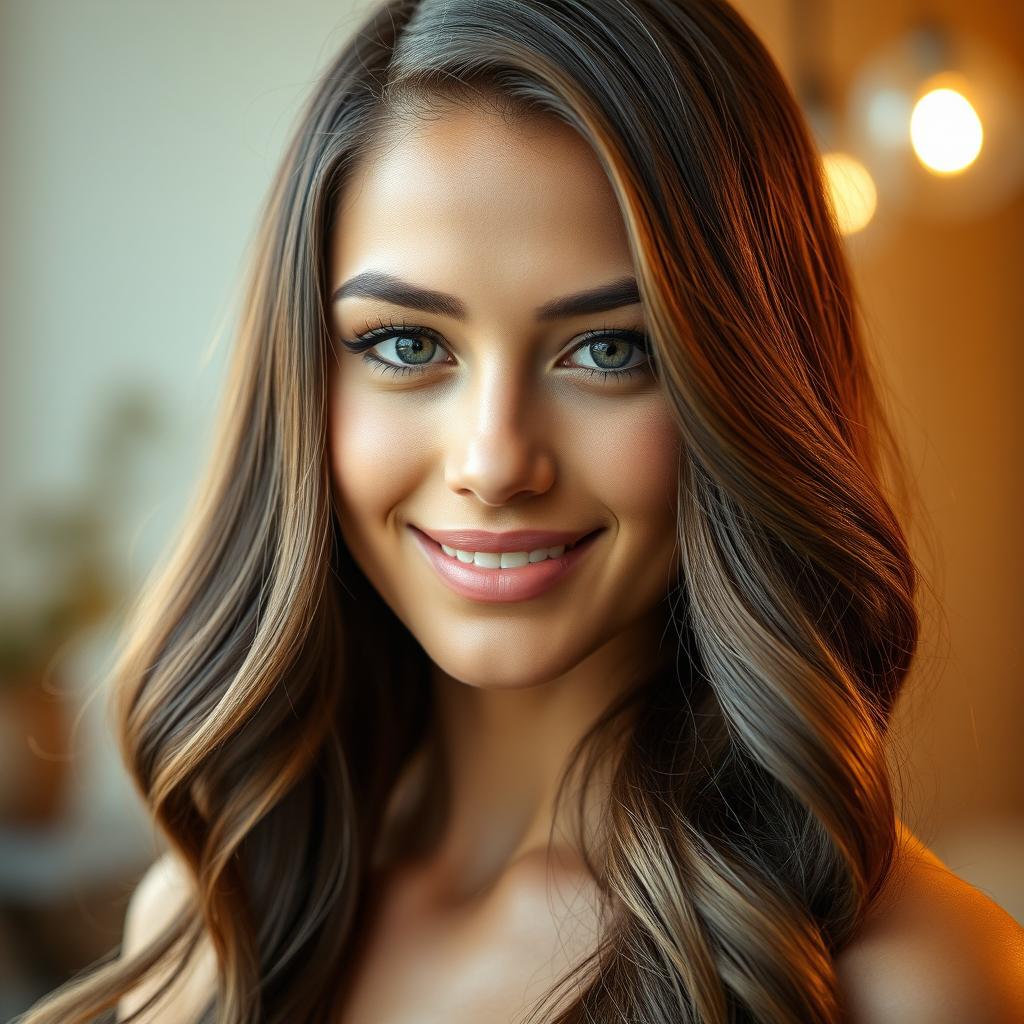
left=327, top=102, right=682, bottom=689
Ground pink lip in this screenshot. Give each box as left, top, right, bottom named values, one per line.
left=415, top=526, right=595, bottom=552
left=409, top=525, right=604, bottom=604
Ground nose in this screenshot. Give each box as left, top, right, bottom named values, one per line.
left=443, top=369, right=556, bottom=507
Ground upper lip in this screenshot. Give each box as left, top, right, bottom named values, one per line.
left=412, top=525, right=600, bottom=552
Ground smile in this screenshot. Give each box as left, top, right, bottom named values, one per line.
left=408, top=526, right=604, bottom=603
left=436, top=537, right=584, bottom=569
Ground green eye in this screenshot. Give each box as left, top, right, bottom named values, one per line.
left=565, top=330, right=652, bottom=378
left=339, top=318, right=654, bottom=383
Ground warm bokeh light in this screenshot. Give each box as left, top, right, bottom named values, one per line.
left=910, top=87, right=984, bottom=174
left=822, top=151, right=878, bottom=234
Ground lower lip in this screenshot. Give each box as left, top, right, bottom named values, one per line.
left=409, top=526, right=604, bottom=604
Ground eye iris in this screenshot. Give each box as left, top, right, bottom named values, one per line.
left=590, top=337, right=632, bottom=370
left=395, top=335, right=434, bottom=364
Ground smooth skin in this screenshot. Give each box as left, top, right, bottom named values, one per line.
left=118, top=104, right=1024, bottom=1023
left=327, top=100, right=682, bottom=902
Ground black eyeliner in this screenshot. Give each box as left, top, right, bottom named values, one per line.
left=338, top=315, right=654, bottom=381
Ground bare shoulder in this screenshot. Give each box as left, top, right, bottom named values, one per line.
left=118, top=851, right=218, bottom=1023
left=835, top=819, right=1024, bottom=1023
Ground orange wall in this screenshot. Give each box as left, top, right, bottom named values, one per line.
left=735, top=0, right=1024, bottom=841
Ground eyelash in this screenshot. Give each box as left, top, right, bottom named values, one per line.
left=338, top=316, right=654, bottom=384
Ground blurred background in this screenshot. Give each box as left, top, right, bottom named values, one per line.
left=0, top=0, right=1021, bottom=1017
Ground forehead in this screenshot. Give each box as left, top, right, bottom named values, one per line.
left=329, top=105, right=635, bottom=310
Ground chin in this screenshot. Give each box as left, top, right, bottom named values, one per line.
left=422, top=642, right=591, bottom=691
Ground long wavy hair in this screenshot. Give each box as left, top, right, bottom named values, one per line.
left=18, top=1, right=921, bottom=1021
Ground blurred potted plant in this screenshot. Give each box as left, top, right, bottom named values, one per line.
left=0, top=388, right=163, bottom=826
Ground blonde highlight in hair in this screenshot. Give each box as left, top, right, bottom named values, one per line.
left=18, top=2, right=918, bottom=1021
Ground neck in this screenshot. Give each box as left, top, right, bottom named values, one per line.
left=388, top=606, right=673, bottom=903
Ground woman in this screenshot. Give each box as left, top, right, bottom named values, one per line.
left=18, top=1, right=1023, bottom=1022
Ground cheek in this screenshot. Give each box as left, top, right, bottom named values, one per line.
left=574, top=397, right=681, bottom=534
left=327, top=382, right=427, bottom=536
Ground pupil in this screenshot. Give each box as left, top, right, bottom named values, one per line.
left=396, top=336, right=433, bottom=364
left=593, top=338, right=630, bottom=370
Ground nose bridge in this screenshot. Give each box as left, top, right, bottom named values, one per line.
left=445, top=350, right=555, bottom=506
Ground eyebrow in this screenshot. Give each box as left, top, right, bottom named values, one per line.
left=330, top=271, right=641, bottom=321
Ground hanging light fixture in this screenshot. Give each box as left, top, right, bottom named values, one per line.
left=820, top=152, right=878, bottom=235
left=910, top=81, right=983, bottom=175
left=846, top=23, right=1024, bottom=222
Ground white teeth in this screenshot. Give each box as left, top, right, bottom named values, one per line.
left=438, top=542, right=569, bottom=568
